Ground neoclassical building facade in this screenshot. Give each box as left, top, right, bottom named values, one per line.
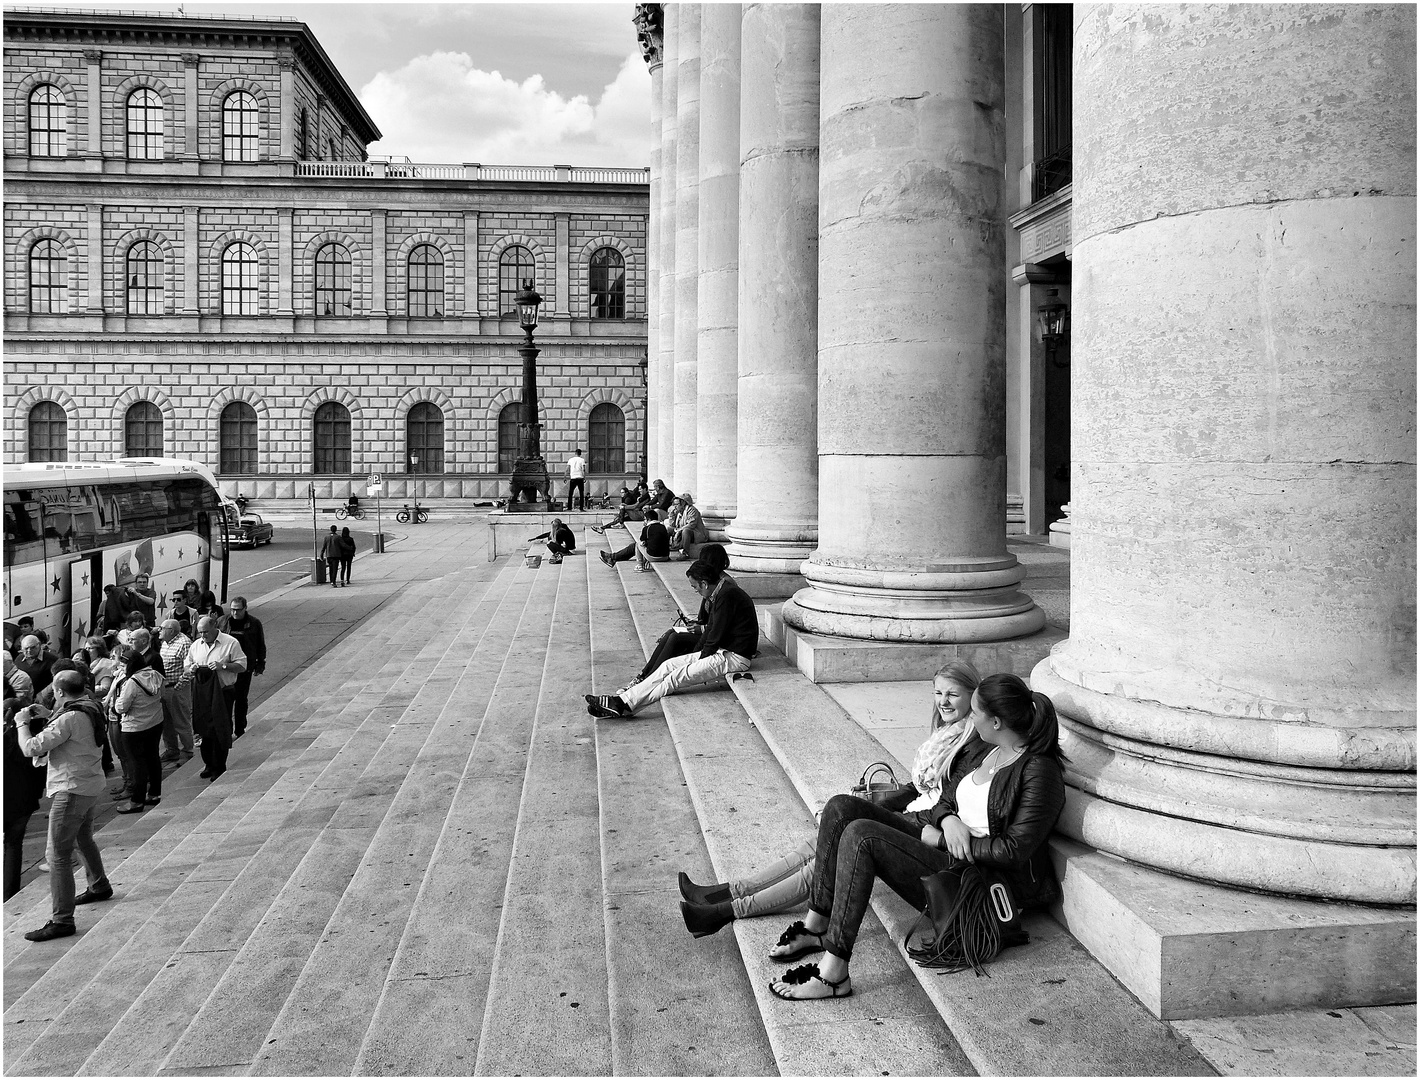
left=636, top=0, right=1416, bottom=1012
left=4, top=9, right=651, bottom=502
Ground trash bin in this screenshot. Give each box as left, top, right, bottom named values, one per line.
left=312, top=558, right=326, bottom=584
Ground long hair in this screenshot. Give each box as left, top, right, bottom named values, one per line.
left=695, top=543, right=730, bottom=573
left=975, top=673, right=1067, bottom=761
left=927, top=659, right=982, bottom=731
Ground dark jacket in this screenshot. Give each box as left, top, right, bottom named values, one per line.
left=338, top=533, right=357, bottom=560
left=14, top=653, right=54, bottom=694
left=320, top=531, right=342, bottom=560
left=220, top=613, right=267, bottom=675
left=4, top=719, right=47, bottom=827
left=697, top=579, right=757, bottom=660
left=648, top=488, right=675, bottom=513
left=532, top=525, right=576, bottom=552
left=929, top=737, right=1066, bottom=910
left=639, top=521, right=670, bottom=559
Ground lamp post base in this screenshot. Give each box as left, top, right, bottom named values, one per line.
left=508, top=456, right=551, bottom=511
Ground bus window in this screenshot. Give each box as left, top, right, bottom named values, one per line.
left=41, top=488, right=102, bottom=557
left=4, top=491, right=44, bottom=566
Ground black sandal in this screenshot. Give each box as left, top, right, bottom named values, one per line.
left=769, top=962, right=853, bottom=1000
left=769, top=920, right=824, bottom=962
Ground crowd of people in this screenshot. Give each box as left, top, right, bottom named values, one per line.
left=3, top=579, right=267, bottom=943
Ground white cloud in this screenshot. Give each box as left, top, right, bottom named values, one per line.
left=360, top=48, right=653, bottom=168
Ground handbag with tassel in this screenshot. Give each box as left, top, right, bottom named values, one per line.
left=905, top=863, right=1029, bottom=975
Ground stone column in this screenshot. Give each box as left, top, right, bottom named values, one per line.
left=695, top=2, right=741, bottom=534
left=1033, top=3, right=1416, bottom=903
left=182, top=54, right=200, bottom=160
left=461, top=211, right=480, bottom=317
left=655, top=4, right=680, bottom=485
left=276, top=208, right=294, bottom=316
left=85, top=204, right=104, bottom=314
left=370, top=208, right=388, bottom=318
left=673, top=4, right=702, bottom=495
left=726, top=3, right=821, bottom=574
left=277, top=56, right=295, bottom=160
left=638, top=4, right=664, bottom=479
left=80, top=50, right=102, bottom=158
left=182, top=205, right=199, bottom=315
left=554, top=212, right=571, bottom=317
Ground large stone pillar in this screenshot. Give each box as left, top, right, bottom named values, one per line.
left=1034, top=3, right=1416, bottom=903
left=639, top=4, right=664, bottom=480
left=655, top=5, right=679, bottom=486
left=726, top=3, right=820, bottom=574
left=673, top=4, right=703, bottom=495
left=695, top=2, right=741, bottom=534
left=783, top=5, right=1044, bottom=641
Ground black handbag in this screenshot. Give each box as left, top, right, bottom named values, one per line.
left=850, top=761, right=904, bottom=800
left=905, top=862, right=1029, bottom=975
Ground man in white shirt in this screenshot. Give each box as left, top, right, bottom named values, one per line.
left=566, top=448, right=587, bottom=511
left=183, top=616, right=246, bottom=781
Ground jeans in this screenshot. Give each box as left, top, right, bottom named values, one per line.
left=46, top=791, right=108, bottom=924
left=339, top=557, right=353, bottom=584
left=808, top=794, right=955, bottom=962
left=731, top=837, right=816, bottom=919
left=108, top=719, right=134, bottom=793
left=161, top=683, right=195, bottom=757
left=4, top=814, right=31, bottom=901
left=231, top=670, right=254, bottom=736
left=123, top=725, right=163, bottom=804
left=608, top=542, right=636, bottom=564
left=567, top=477, right=586, bottom=510
left=620, top=649, right=751, bottom=714
left=326, top=558, right=340, bottom=583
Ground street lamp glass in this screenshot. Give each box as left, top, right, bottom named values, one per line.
left=515, top=278, right=542, bottom=331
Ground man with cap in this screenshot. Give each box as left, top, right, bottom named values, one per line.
left=669, top=493, right=709, bottom=559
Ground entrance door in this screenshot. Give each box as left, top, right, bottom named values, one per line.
left=68, top=555, right=101, bottom=654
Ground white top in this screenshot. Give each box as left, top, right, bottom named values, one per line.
left=954, top=772, right=992, bottom=838
left=568, top=454, right=586, bottom=479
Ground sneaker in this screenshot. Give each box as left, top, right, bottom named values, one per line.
left=591, top=525, right=605, bottom=534
left=599, top=551, right=613, bottom=568
left=549, top=554, right=563, bottom=564
left=636, top=565, right=653, bottom=573
left=24, top=921, right=75, bottom=942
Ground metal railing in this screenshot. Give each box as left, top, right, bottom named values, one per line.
left=293, top=160, right=649, bottom=184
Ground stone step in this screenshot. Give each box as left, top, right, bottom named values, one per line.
left=6, top=570, right=513, bottom=1076
left=598, top=531, right=972, bottom=1077
left=635, top=548, right=1212, bottom=1076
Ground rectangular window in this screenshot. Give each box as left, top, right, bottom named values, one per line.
left=1032, top=4, right=1073, bottom=202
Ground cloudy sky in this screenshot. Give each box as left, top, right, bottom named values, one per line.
left=129, top=2, right=654, bottom=166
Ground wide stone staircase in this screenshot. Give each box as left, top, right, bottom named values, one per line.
left=4, top=525, right=1221, bottom=1075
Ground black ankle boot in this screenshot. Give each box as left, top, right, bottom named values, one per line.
left=678, top=870, right=731, bottom=906
left=681, top=900, right=735, bottom=938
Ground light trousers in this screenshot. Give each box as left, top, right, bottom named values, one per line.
left=620, top=649, right=751, bottom=714
left=731, top=837, right=816, bottom=919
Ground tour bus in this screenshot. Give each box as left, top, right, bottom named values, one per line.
left=3, top=458, right=230, bottom=655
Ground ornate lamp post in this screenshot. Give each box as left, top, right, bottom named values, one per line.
left=508, top=278, right=550, bottom=508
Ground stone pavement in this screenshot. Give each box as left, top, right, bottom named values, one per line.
left=3, top=514, right=1413, bottom=1076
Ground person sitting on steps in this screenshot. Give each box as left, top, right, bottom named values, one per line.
left=600, top=508, right=670, bottom=571
left=585, top=556, right=756, bottom=719
left=668, top=492, right=709, bottom=559
left=529, top=519, right=577, bottom=564
left=678, top=660, right=982, bottom=938
left=592, top=478, right=661, bottom=533
left=762, top=673, right=1067, bottom=1000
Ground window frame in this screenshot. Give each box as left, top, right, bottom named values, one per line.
left=126, top=240, right=164, bottom=315
left=588, top=247, right=626, bottom=319
left=312, top=401, right=352, bottom=475
left=407, top=244, right=444, bottom=317
left=219, top=401, right=258, bottom=476
left=221, top=242, right=259, bottom=316
left=125, top=87, right=164, bottom=159
left=498, top=246, right=534, bottom=317
left=27, top=401, right=68, bottom=463
left=314, top=243, right=353, bottom=316
left=124, top=400, right=164, bottom=458
left=28, top=238, right=67, bottom=314
left=406, top=402, right=444, bottom=474
left=222, top=90, right=260, bottom=162
left=497, top=402, right=522, bottom=472
left=28, top=84, right=67, bottom=157
left=587, top=402, right=626, bottom=474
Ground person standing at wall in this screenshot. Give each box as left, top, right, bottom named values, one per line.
left=566, top=448, right=588, bottom=511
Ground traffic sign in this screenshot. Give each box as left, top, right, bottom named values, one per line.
left=369, top=473, right=382, bottom=484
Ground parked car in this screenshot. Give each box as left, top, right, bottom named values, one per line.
left=231, top=513, right=275, bottom=548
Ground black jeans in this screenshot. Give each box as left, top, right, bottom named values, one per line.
left=808, top=794, right=956, bottom=962
left=546, top=542, right=573, bottom=556
left=232, top=669, right=254, bottom=736
left=567, top=477, right=586, bottom=510
left=339, top=557, right=353, bottom=583
left=637, top=628, right=702, bottom=682
left=123, top=725, right=163, bottom=804
left=4, top=814, right=31, bottom=901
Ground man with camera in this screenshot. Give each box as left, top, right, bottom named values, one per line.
left=14, top=669, right=112, bottom=940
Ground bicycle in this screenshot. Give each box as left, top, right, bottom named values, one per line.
left=334, top=502, right=367, bottom=520
left=396, top=502, right=429, bottom=524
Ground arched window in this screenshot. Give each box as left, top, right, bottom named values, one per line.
left=27, top=401, right=67, bottom=463
left=588, top=403, right=625, bottom=474
left=407, top=245, right=444, bottom=317
left=407, top=402, right=444, bottom=474
left=28, top=85, right=66, bottom=157
left=313, top=401, right=351, bottom=474
left=219, top=401, right=258, bottom=475
left=126, top=87, right=163, bottom=159
left=124, top=401, right=163, bottom=458
left=499, top=245, right=534, bottom=317
left=221, top=242, right=259, bottom=315
left=314, top=243, right=352, bottom=316
left=589, top=247, right=625, bottom=319
left=497, top=402, right=522, bottom=472
left=126, top=241, right=163, bottom=315
left=28, top=239, right=67, bottom=313
left=222, top=91, right=259, bottom=162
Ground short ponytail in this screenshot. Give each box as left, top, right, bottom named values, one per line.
left=975, top=674, right=1067, bottom=762
left=1026, top=691, right=1066, bottom=761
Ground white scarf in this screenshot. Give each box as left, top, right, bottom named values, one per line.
left=905, top=718, right=974, bottom=813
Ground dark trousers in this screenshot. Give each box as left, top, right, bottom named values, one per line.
left=547, top=542, right=573, bottom=556
left=339, top=557, right=353, bottom=584
left=232, top=670, right=254, bottom=736
left=608, top=542, right=636, bottom=564
left=567, top=477, right=586, bottom=510
left=198, top=687, right=234, bottom=776
left=4, top=814, right=31, bottom=901
left=808, top=794, right=955, bottom=962
left=638, top=627, right=702, bottom=683
left=123, top=725, right=163, bottom=803
left=108, top=719, right=134, bottom=793
left=326, top=558, right=340, bottom=584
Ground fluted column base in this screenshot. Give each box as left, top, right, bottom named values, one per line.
left=782, top=554, right=1045, bottom=643
left=1034, top=655, right=1417, bottom=905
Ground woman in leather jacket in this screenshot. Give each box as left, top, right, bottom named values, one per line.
left=768, top=673, right=1068, bottom=1000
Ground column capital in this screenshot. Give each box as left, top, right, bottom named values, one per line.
left=633, top=4, right=664, bottom=69
left=181, top=52, right=201, bottom=68
left=82, top=48, right=103, bottom=64
left=276, top=55, right=297, bottom=71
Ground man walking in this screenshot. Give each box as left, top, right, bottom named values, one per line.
left=15, top=669, right=112, bottom=940
left=183, top=616, right=246, bottom=781
left=321, top=525, right=342, bottom=587
left=157, top=619, right=194, bottom=765
left=219, top=597, right=266, bottom=739
left=566, top=447, right=587, bottom=511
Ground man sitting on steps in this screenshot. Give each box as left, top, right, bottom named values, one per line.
left=585, top=560, right=756, bottom=718
left=600, top=508, right=669, bottom=572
